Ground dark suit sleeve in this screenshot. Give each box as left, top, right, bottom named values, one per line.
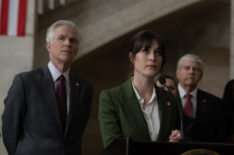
left=214, top=101, right=228, bottom=142
left=98, top=90, right=122, bottom=149
left=166, top=93, right=181, bottom=134
left=2, top=74, right=26, bottom=155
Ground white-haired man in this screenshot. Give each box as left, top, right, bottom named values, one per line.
left=2, top=20, right=93, bottom=155
left=176, top=53, right=227, bottom=142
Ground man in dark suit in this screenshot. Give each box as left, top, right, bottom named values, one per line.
left=2, top=20, right=93, bottom=155
left=176, top=53, right=227, bottom=143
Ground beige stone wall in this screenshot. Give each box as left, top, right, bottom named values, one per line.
left=231, top=0, right=234, bottom=79
left=34, top=0, right=202, bottom=68
left=0, top=1, right=36, bottom=155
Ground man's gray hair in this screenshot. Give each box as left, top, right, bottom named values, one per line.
left=177, top=53, right=204, bottom=72
left=46, top=20, right=81, bottom=43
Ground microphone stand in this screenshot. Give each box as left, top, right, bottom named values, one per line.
left=159, top=78, right=184, bottom=141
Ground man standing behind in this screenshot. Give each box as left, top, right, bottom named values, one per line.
left=156, top=74, right=178, bottom=95
left=176, top=53, right=227, bottom=142
left=2, top=20, right=93, bottom=155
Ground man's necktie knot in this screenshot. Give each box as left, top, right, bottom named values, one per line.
left=185, top=93, right=192, bottom=100
left=59, top=74, right=65, bottom=82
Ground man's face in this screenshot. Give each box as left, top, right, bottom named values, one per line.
left=165, top=78, right=178, bottom=95
left=176, top=60, right=203, bottom=90
left=46, top=25, right=78, bottom=65
left=156, top=78, right=178, bottom=95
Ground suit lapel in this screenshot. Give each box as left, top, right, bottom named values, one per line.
left=64, top=73, right=80, bottom=136
left=156, top=86, right=173, bottom=141
left=42, top=66, right=62, bottom=132
left=120, top=79, right=150, bottom=139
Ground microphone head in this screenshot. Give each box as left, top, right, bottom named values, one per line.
left=159, top=76, right=166, bottom=85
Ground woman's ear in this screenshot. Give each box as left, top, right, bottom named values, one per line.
left=129, top=52, right=134, bottom=64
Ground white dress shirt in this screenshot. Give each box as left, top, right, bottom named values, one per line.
left=48, top=61, right=70, bottom=114
left=132, top=81, right=160, bottom=141
left=178, top=84, right=197, bottom=117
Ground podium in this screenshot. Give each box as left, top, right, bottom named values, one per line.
left=101, top=138, right=234, bottom=155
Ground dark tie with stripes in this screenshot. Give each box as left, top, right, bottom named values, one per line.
left=56, top=75, right=67, bottom=131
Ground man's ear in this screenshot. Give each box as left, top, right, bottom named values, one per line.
left=46, top=42, right=51, bottom=53
left=129, top=52, right=134, bottom=64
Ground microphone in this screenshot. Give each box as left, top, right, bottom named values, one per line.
left=158, top=76, right=184, bottom=141
left=158, top=76, right=166, bottom=86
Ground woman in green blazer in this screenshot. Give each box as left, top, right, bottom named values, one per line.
left=99, top=30, right=181, bottom=148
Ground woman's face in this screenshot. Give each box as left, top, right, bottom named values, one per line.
left=131, top=39, right=163, bottom=79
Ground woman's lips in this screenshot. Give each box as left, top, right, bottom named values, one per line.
left=146, top=65, right=156, bottom=68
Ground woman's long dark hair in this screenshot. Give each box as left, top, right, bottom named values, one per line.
left=128, top=30, right=166, bottom=76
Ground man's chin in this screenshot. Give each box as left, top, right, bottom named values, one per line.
left=184, top=82, right=197, bottom=88
left=185, top=79, right=195, bottom=83
left=60, top=57, right=73, bottom=63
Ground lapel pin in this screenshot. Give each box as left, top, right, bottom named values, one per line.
left=75, top=82, right=79, bottom=87
left=166, top=102, right=171, bottom=106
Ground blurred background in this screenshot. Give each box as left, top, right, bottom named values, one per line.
left=0, top=0, right=233, bottom=154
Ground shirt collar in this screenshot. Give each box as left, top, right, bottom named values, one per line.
left=178, top=84, right=197, bottom=98
left=131, top=78, right=156, bottom=105
left=48, top=61, right=70, bottom=82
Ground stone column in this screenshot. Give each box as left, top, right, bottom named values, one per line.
left=230, top=0, right=234, bottom=78
left=0, top=1, right=36, bottom=155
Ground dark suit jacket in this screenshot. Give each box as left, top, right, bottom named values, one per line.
left=99, top=79, right=180, bottom=148
left=2, top=66, right=93, bottom=155
left=182, top=89, right=227, bottom=142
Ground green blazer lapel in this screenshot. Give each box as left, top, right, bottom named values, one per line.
left=156, top=86, right=174, bottom=141
left=120, top=79, right=150, bottom=139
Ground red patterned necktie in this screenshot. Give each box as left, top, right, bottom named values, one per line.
left=56, top=75, right=67, bottom=130
left=184, top=94, right=194, bottom=118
